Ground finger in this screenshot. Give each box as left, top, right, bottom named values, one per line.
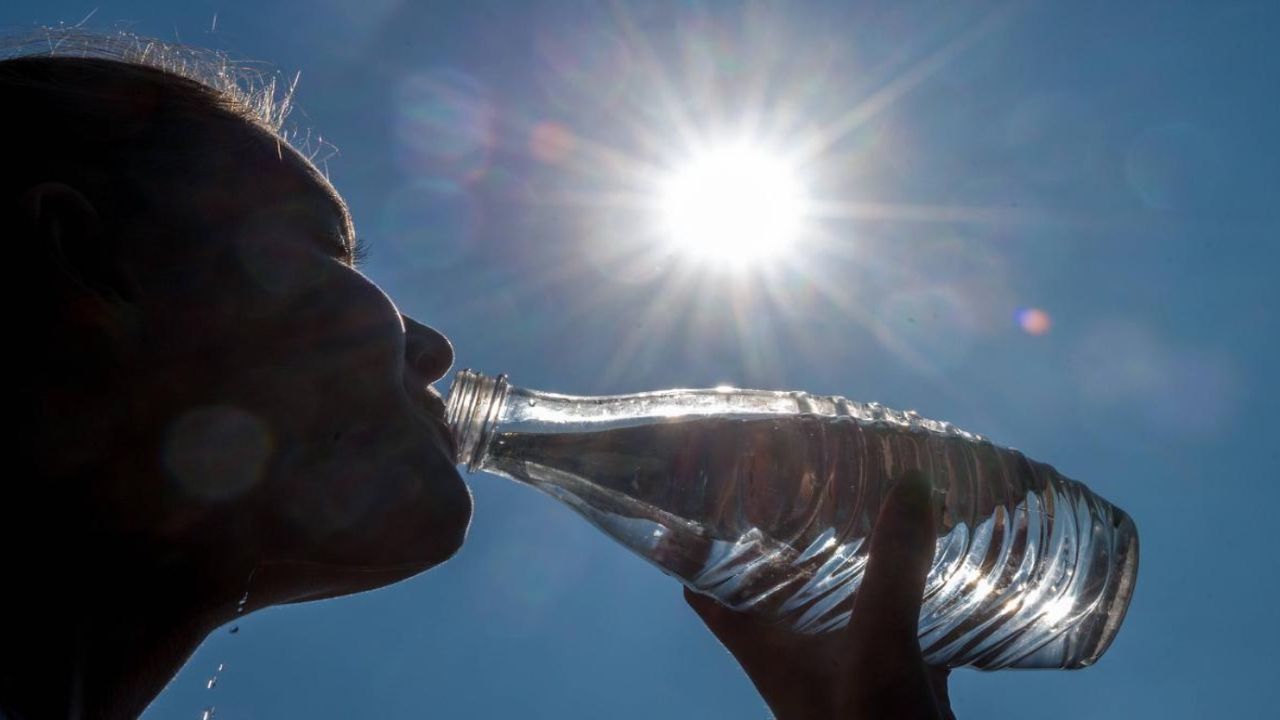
left=845, top=471, right=945, bottom=719
left=848, top=469, right=937, bottom=644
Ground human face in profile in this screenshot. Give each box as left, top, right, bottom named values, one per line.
left=110, top=125, right=473, bottom=610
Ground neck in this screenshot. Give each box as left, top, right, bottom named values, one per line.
left=1, top=549, right=232, bottom=720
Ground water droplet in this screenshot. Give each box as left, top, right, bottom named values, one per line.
left=206, top=664, right=223, bottom=687
left=229, top=625, right=239, bottom=635
left=201, top=707, right=216, bottom=720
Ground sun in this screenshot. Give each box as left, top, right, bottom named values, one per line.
left=658, top=142, right=807, bottom=268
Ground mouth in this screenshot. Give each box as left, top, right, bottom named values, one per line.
left=414, top=385, right=459, bottom=462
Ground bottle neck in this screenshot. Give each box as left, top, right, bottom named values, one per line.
left=444, top=370, right=510, bottom=470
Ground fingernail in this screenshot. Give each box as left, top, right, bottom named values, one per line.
left=895, top=470, right=932, bottom=509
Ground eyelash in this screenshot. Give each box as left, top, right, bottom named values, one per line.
left=350, top=236, right=371, bottom=266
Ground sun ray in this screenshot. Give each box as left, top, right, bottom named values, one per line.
left=808, top=200, right=1056, bottom=226
left=598, top=269, right=705, bottom=386
left=607, top=1, right=708, bottom=159
left=792, top=6, right=1018, bottom=163
left=460, top=2, right=1051, bottom=404
left=807, top=198, right=1170, bottom=233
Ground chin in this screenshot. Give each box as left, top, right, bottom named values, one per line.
left=341, top=458, right=473, bottom=570
left=258, top=468, right=472, bottom=608
left=260, top=429, right=473, bottom=601
left=402, top=462, right=474, bottom=567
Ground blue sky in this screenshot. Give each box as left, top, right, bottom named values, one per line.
left=5, top=1, right=1278, bottom=717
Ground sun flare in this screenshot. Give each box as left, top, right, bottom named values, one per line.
left=658, top=143, right=807, bottom=267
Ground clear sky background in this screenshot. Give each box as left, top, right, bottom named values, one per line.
left=5, top=1, right=1277, bottom=718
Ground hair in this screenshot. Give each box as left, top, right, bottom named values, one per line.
left=1, top=28, right=297, bottom=132
left=0, top=28, right=314, bottom=211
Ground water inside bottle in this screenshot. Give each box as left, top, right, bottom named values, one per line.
left=480, top=414, right=1138, bottom=669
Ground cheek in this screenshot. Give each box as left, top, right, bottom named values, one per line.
left=303, top=268, right=406, bottom=374
left=283, top=453, right=423, bottom=540
left=265, top=420, right=438, bottom=557
left=236, top=226, right=333, bottom=299
left=185, top=264, right=407, bottom=454
left=147, top=242, right=404, bottom=382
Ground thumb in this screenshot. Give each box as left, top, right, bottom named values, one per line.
left=683, top=587, right=811, bottom=680
left=683, top=587, right=729, bottom=630
left=848, top=469, right=937, bottom=646
left=683, top=587, right=768, bottom=658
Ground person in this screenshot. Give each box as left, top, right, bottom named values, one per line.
left=0, top=34, right=952, bottom=720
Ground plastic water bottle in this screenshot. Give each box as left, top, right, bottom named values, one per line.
left=444, top=370, right=1139, bottom=670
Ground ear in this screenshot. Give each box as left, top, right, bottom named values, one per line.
left=19, top=182, right=136, bottom=303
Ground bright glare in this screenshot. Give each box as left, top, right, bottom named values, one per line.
left=1041, top=596, right=1075, bottom=626
left=659, top=143, right=806, bottom=266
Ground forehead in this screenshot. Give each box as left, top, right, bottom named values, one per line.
left=207, top=120, right=354, bottom=240
left=283, top=144, right=355, bottom=239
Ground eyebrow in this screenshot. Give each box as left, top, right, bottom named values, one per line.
left=283, top=144, right=361, bottom=265
left=258, top=130, right=365, bottom=266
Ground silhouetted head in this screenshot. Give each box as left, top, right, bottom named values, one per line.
left=1, top=33, right=471, bottom=718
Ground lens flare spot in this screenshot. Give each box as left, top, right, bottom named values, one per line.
left=534, top=13, right=633, bottom=110
left=529, top=121, right=576, bottom=164
left=164, top=406, right=273, bottom=501
left=1041, top=596, right=1074, bottom=626
left=1016, top=307, right=1052, bottom=335
left=394, top=69, right=494, bottom=187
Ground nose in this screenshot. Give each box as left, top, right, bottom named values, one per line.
left=402, top=316, right=454, bottom=383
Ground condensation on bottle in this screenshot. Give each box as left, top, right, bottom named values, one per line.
left=444, top=370, right=1139, bottom=670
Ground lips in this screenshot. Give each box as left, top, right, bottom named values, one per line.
left=413, top=384, right=459, bottom=462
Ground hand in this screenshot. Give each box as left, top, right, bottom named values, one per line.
left=685, top=470, right=954, bottom=719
